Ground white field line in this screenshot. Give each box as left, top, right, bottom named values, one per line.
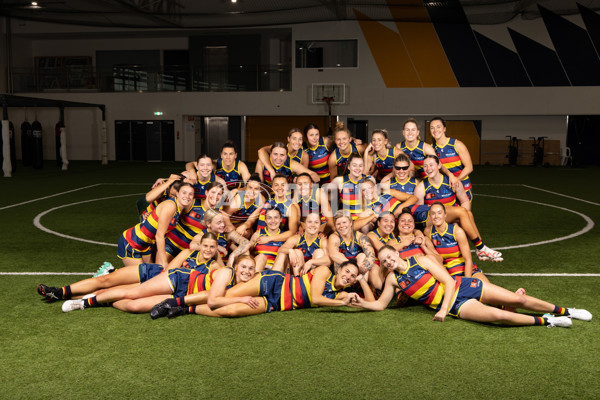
left=523, top=185, right=600, bottom=207
left=33, top=193, right=144, bottom=247
left=476, top=194, right=594, bottom=251
left=0, top=183, right=150, bottom=211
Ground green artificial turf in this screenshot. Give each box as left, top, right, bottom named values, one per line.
left=1, top=161, right=599, bottom=399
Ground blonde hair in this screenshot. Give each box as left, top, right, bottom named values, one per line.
left=334, top=121, right=351, bottom=137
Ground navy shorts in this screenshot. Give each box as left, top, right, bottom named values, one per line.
left=258, top=270, right=285, bottom=313
left=138, top=263, right=164, bottom=283
left=117, top=235, right=151, bottom=259
left=167, top=268, right=194, bottom=298
left=448, top=277, right=484, bottom=317
left=411, top=205, right=430, bottom=231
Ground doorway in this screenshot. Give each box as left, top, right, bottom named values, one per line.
left=115, top=120, right=174, bottom=161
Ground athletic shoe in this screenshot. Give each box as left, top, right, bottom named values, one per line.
left=567, top=308, right=592, bottom=321
left=476, top=246, right=503, bottom=262
left=93, top=262, right=115, bottom=278
left=150, top=300, right=172, bottom=320
left=544, top=315, right=572, bottom=328
left=39, top=285, right=63, bottom=303
left=167, top=306, right=187, bottom=319
left=62, top=299, right=85, bottom=313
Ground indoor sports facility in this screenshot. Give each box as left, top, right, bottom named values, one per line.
left=1, top=1, right=599, bottom=399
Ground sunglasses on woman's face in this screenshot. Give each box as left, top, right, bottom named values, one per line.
left=394, top=165, right=409, bottom=171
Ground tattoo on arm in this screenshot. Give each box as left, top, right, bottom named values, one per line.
left=359, top=235, right=376, bottom=271
left=229, top=231, right=251, bottom=257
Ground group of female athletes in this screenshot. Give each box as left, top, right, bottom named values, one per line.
left=37, top=117, right=591, bottom=328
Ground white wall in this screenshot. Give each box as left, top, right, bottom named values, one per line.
left=5, top=17, right=596, bottom=161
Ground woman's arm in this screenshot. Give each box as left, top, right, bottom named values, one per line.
left=254, top=159, right=265, bottom=182
left=310, top=266, right=355, bottom=307
left=353, top=273, right=397, bottom=311
left=291, top=160, right=320, bottom=183
left=167, top=248, right=193, bottom=270
left=328, top=153, right=338, bottom=180
left=227, top=231, right=252, bottom=266
left=454, top=183, right=471, bottom=211
left=207, top=267, right=260, bottom=310
left=353, top=211, right=377, bottom=232
left=389, top=190, right=418, bottom=216
left=154, top=200, right=177, bottom=266
left=257, top=145, right=276, bottom=178
left=358, top=232, right=376, bottom=273
left=419, top=255, right=456, bottom=322
left=327, top=233, right=349, bottom=269
left=413, top=181, right=425, bottom=205
left=454, top=140, right=474, bottom=182
left=146, top=174, right=180, bottom=203
left=238, top=161, right=252, bottom=185
left=454, top=225, right=474, bottom=277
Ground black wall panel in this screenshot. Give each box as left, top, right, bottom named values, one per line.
left=474, top=31, right=531, bottom=87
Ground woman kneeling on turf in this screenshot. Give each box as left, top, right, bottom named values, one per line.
left=352, top=245, right=592, bottom=328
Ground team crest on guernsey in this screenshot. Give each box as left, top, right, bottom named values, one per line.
left=426, top=193, right=436, bottom=199
left=471, top=279, right=478, bottom=288
left=374, top=204, right=383, bottom=214
left=399, top=279, right=410, bottom=289
left=433, top=239, right=441, bottom=246
left=170, top=218, right=177, bottom=225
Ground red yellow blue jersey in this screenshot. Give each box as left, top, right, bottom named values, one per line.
left=181, top=254, right=218, bottom=274
left=341, top=174, right=370, bottom=217
left=187, top=266, right=235, bottom=295
left=166, top=199, right=216, bottom=251
left=389, top=176, right=418, bottom=195
left=296, top=188, right=327, bottom=224
left=263, top=157, right=293, bottom=186
left=257, top=197, right=292, bottom=230
left=367, top=194, right=401, bottom=217
left=229, top=191, right=260, bottom=226
left=216, top=158, right=243, bottom=190
left=372, top=228, right=398, bottom=246
left=278, top=271, right=344, bottom=311
left=434, top=137, right=472, bottom=194
left=374, top=148, right=395, bottom=179
left=398, top=236, right=425, bottom=259
left=428, top=223, right=469, bottom=276
left=333, top=142, right=360, bottom=175
left=254, top=228, right=285, bottom=266
left=422, top=175, right=456, bottom=207
left=399, top=140, right=427, bottom=178
left=338, top=231, right=362, bottom=259
left=141, top=188, right=169, bottom=222
left=193, top=172, right=217, bottom=200
left=124, top=198, right=181, bottom=250
left=393, top=255, right=445, bottom=310
left=297, top=233, right=324, bottom=261
left=305, top=136, right=330, bottom=183
left=288, top=145, right=303, bottom=164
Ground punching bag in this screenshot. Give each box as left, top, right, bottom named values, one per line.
left=9, top=122, right=16, bottom=173
left=55, top=121, right=63, bottom=167
left=21, top=121, right=32, bottom=166
left=31, top=120, right=43, bottom=169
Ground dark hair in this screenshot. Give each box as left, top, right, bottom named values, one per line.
left=295, top=172, right=312, bottom=182
left=247, top=173, right=262, bottom=185
left=272, top=173, right=288, bottom=183
left=377, top=211, right=396, bottom=223
left=196, top=154, right=212, bottom=163
left=429, top=201, right=446, bottom=212
left=169, top=179, right=183, bottom=194
left=397, top=207, right=415, bottom=221
left=271, top=142, right=287, bottom=152
left=178, top=182, right=195, bottom=192
left=221, top=140, right=237, bottom=153
left=199, top=232, right=219, bottom=260
left=430, top=117, right=446, bottom=128
left=303, top=123, right=319, bottom=135
left=394, top=153, right=411, bottom=165
left=338, top=259, right=359, bottom=273
left=343, top=152, right=363, bottom=176
left=264, top=204, right=283, bottom=218
left=424, top=154, right=440, bottom=165
left=288, top=128, right=302, bottom=138
left=204, top=181, right=225, bottom=194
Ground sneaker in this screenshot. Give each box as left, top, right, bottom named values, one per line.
left=150, top=300, right=172, bottom=320
left=93, top=262, right=115, bottom=278
left=40, top=286, right=63, bottom=303
left=62, top=299, right=85, bottom=313
left=567, top=308, right=592, bottom=321
left=477, top=246, right=503, bottom=262
left=544, top=315, right=572, bottom=328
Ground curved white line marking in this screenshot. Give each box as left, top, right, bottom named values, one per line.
left=0, top=184, right=101, bottom=210
left=477, top=194, right=595, bottom=250
left=33, top=193, right=144, bottom=247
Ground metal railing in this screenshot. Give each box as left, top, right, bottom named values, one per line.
left=12, top=64, right=291, bottom=93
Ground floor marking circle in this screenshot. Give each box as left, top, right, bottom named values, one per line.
left=33, top=193, right=143, bottom=247
left=477, top=194, right=594, bottom=250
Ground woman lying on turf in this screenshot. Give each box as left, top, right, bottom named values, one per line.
left=160, top=260, right=371, bottom=318
left=352, top=245, right=592, bottom=328
left=37, top=232, right=224, bottom=304
left=151, top=254, right=258, bottom=319
left=60, top=234, right=223, bottom=313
